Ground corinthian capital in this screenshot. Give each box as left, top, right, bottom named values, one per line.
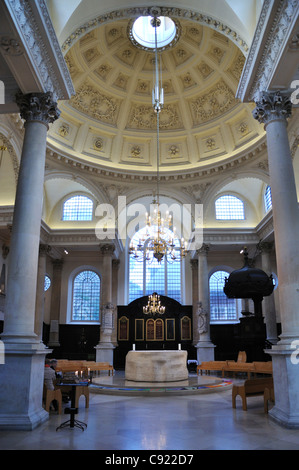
left=15, top=91, right=60, bottom=127
left=252, top=91, right=292, bottom=125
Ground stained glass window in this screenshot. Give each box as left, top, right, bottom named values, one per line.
left=63, top=195, right=93, bottom=221
left=215, top=195, right=245, bottom=220
left=209, top=270, right=238, bottom=321
left=72, top=270, right=100, bottom=321
left=264, top=185, right=272, bottom=212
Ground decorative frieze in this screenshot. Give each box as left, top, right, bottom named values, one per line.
left=62, top=6, right=248, bottom=54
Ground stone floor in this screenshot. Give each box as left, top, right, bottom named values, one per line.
left=1, top=372, right=299, bottom=451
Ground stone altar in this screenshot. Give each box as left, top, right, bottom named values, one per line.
left=125, top=350, right=188, bottom=382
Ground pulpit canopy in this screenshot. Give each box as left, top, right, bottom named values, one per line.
left=223, top=247, right=274, bottom=302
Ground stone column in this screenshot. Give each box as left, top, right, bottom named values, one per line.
left=34, top=244, right=51, bottom=342
left=196, top=244, right=215, bottom=363
left=190, top=258, right=199, bottom=344
left=0, top=92, right=59, bottom=430
left=95, top=244, right=115, bottom=365
left=111, top=259, right=120, bottom=346
left=253, top=91, right=299, bottom=428
left=259, top=241, right=278, bottom=344
left=47, top=259, right=63, bottom=348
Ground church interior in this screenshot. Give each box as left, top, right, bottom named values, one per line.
left=0, top=0, right=299, bottom=451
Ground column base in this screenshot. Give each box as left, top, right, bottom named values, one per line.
left=267, top=343, right=299, bottom=428
left=0, top=341, right=50, bottom=430
left=95, top=343, right=115, bottom=365
left=196, top=341, right=215, bottom=363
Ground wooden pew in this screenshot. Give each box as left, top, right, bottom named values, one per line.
left=84, top=361, right=114, bottom=376
left=252, top=362, right=272, bottom=375
left=197, top=361, right=227, bottom=377
left=224, top=361, right=254, bottom=379
left=197, top=351, right=248, bottom=377
left=232, top=377, right=274, bottom=412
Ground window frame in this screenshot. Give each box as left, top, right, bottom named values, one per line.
left=264, top=185, right=272, bottom=213
left=128, top=227, right=183, bottom=304
left=62, top=193, right=94, bottom=222
left=67, top=267, right=101, bottom=324
left=209, top=268, right=241, bottom=324
left=215, top=194, right=245, bottom=221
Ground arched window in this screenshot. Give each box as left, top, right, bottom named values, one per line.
left=72, top=270, right=100, bottom=321
left=62, top=195, right=93, bottom=221
left=209, top=270, right=238, bottom=321
left=215, top=195, right=245, bottom=220
left=129, top=226, right=182, bottom=303
left=44, top=275, right=51, bottom=292
left=264, top=185, right=272, bottom=212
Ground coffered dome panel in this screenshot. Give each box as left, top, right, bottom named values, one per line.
left=47, top=16, right=265, bottom=174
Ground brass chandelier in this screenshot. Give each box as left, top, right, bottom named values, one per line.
left=129, top=12, right=188, bottom=264
left=143, top=292, right=165, bottom=315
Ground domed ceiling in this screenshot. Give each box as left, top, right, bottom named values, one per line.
left=47, top=16, right=265, bottom=175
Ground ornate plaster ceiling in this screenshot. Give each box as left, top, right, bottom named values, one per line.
left=47, top=17, right=265, bottom=174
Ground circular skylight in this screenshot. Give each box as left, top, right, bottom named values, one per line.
left=129, top=16, right=179, bottom=51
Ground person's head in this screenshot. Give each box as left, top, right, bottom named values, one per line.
left=45, top=358, right=51, bottom=366
left=50, top=359, right=57, bottom=369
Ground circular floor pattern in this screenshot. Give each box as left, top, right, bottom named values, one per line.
left=90, top=372, right=232, bottom=396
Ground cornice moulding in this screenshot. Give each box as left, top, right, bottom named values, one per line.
left=45, top=138, right=268, bottom=184
left=2, top=0, right=74, bottom=102
left=237, top=0, right=299, bottom=102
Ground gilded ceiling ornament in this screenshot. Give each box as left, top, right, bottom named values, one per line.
left=190, top=80, right=236, bottom=124
left=168, top=145, right=179, bottom=156
left=93, top=137, right=104, bottom=151
left=71, top=83, right=119, bottom=124
left=131, top=145, right=141, bottom=157
left=58, top=124, right=70, bottom=137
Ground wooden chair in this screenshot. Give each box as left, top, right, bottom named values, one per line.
left=44, top=387, right=62, bottom=414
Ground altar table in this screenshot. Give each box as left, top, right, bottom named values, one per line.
left=125, top=350, right=188, bottom=382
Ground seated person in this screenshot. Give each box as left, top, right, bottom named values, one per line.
left=44, top=358, right=59, bottom=411
left=44, top=359, right=56, bottom=391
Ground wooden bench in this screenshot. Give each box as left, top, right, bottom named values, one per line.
left=225, top=361, right=255, bottom=379
left=252, top=362, right=272, bottom=375
left=232, top=377, right=274, bottom=412
left=84, top=361, right=114, bottom=376
left=197, top=361, right=227, bottom=377
left=197, top=351, right=248, bottom=377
